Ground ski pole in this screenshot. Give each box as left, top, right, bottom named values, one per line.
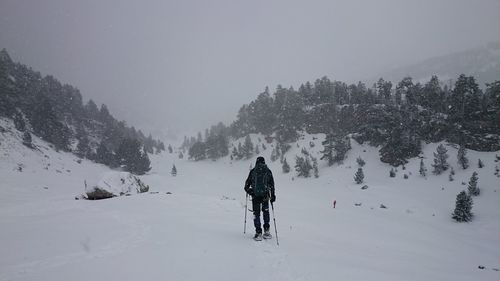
left=270, top=202, right=279, bottom=246
left=244, top=192, right=248, bottom=234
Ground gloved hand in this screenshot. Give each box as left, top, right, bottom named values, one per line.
left=270, top=194, right=276, bottom=203
left=246, top=188, right=254, bottom=196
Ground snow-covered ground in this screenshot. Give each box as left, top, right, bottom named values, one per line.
left=1, top=120, right=499, bottom=281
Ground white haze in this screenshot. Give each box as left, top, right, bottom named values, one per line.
left=0, top=0, right=499, bottom=137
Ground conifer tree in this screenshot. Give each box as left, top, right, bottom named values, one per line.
left=188, top=141, right=206, bottom=161
left=354, top=168, right=364, bottom=184
left=96, top=142, right=115, bottom=167
left=432, top=144, right=449, bottom=175
left=168, top=145, right=173, bottom=153
left=449, top=167, right=455, bottom=181
left=31, top=96, right=71, bottom=151
left=282, top=158, right=290, bottom=174
left=295, top=155, right=312, bottom=178
left=320, top=133, right=335, bottom=166
left=237, top=142, right=244, bottom=160
left=14, top=112, right=26, bottom=131
left=356, top=156, right=366, bottom=167
left=389, top=168, right=396, bottom=178
left=242, top=135, right=254, bottom=159
left=457, top=145, right=469, bottom=169
left=334, top=135, right=351, bottom=164
left=452, top=191, right=473, bottom=222
left=478, top=159, right=484, bottom=168
left=419, top=158, right=427, bottom=177
left=22, top=131, right=33, bottom=148
left=313, top=157, right=319, bottom=178
left=231, top=146, right=239, bottom=160
left=171, top=164, right=177, bottom=177
left=116, top=138, right=151, bottom=175
left=270, top=146, right=279, bottom=162
left=178, top=151, right=184, bottom=159
left=255, top=143, right=260, bottom=155
left=467, top=171, right=480, bottom=196
left=76, top=137, right=90, bottom=159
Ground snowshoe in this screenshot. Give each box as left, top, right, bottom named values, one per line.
left=253, top=233, right=263, bottom=241
left=263, top=230, right=272, bottom=239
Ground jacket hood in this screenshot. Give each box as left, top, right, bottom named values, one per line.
left=255, top=156, right=265, bottom=165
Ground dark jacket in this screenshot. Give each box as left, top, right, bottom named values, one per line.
left=244, top=163, right=275, bottom=199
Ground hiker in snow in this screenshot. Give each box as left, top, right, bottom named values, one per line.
left=244, top=156, right=276, bottom=241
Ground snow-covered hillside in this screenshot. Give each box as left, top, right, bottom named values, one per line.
left=1, top=120, right=499, bottom=281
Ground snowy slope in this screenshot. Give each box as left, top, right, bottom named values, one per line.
left=1, top=122, right=499, bottom=281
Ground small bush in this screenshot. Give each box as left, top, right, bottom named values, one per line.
left=389, top=168, right=396, bottom=178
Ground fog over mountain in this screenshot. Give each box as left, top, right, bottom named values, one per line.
left=1, top=0, right=498, bottom=137
left=370, top=42, right=500, bottom=88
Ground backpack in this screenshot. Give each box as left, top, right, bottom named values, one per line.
left=253, top=163, right=269, bottom=197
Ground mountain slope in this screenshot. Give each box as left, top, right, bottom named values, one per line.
left=1, top=125, right=499, bottom=281
left=371, top=42, right=500, bottom=87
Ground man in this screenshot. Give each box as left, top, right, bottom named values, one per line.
left=244, top=156, right=276, bottom=241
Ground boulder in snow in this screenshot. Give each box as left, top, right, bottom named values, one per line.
left=84, top=172, right=149, bottom=200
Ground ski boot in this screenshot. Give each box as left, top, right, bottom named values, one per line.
left=253, top=232, right=263, bottom=241
left=263, top=229, right=272, bottom=239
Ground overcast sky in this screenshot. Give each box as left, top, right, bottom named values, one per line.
left=1, top=0, right=499, bottom=138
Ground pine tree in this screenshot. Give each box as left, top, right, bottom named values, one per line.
left=282, top=158, right=290, bottom=174
left=31, top=96, right=71, bottom=151
left=96, top=142, right=115, bottom=167
left=168, top=145, right=173, bottom=153
left=14, top=112, right=26, bottom=131
left=333, top=135, right=351, bottom=164
left=255, top=144, right=260, bottom=155
left=452, top=191, right=473, bottom=222
left=76, top=137, right=90, bottom=159
left=313, top=157, right=319, bottom=178
left=242, top=135, right=254, bottom=159
left=467, top=171, right=480, bottom=196
left=188, top=141, right=206, bottom=161
left=320, top=133, right=335, bottom=166
left=449, top=167, right=454, bottom=181
left=270, top=146, right=279, bottom=162
left=231, top=146, right=239, bottom=160
left=171, top=164, right=177, bottom=177
left=22, top=131, right=33, bottom=148
left=205, top=132, right=227, bottom=161
left=419, top=158, right=427, bottom=177
left=116, top=138, right=151, bottom=175
left=356, top=156, right=366, bottom=167
left=432, top=144, right=449, bottom=175
left=135, top=148, right=152, bottom=175
left=178, top=152, right=184, bottom=159
left=457, top=145, right=469, bottom=169
left=237, top=142, right=244, bottom=160
left=478, top=159, right=484, bottom=168
left=354, top=168, right=364, bottom=184
left=449, top=75, right=481, bottom=121
left=295, top=156, right=312, bottom=178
